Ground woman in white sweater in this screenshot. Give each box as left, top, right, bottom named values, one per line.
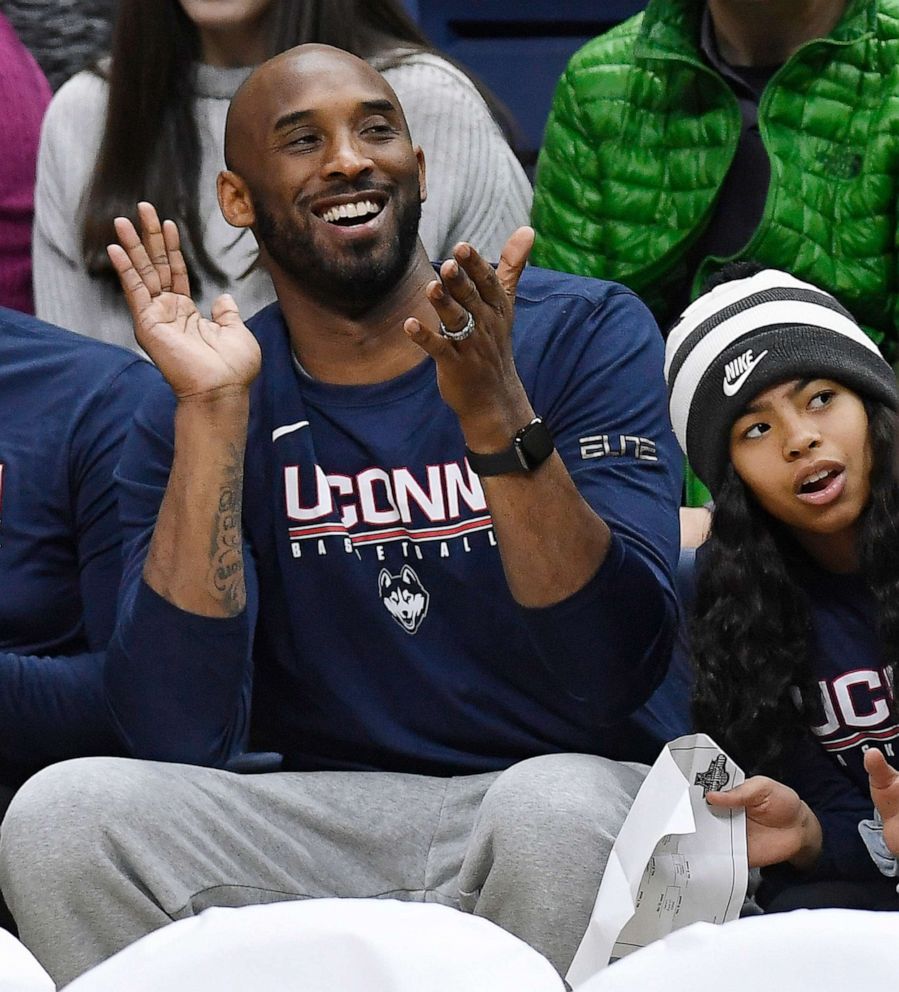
left=33, top=0, right=532, bottom=351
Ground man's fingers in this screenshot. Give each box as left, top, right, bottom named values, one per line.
left=404, top=316, right=457, bottom=361
left=865, top=748, right=899, bottom=789
left=210, top=294, right=244, bottom=328
left=426, top=279, right=477, bottom=340
left=495, top=226, right=535, bottom=300
left=113, top=215, right=162, bottom=297
left=137, top=201, right=172, bottom=291
left=438, top=257, right=491, bottom=325
left=163, top=219, right=192, bottom=298
left=106, top=242, right=155, bottom=326
left=452, top=242, right=505, bottom=310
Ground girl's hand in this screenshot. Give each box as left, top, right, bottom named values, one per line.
left=707, top=776, right=823, bottom=870
left=864, top=748, right=899, bottom=856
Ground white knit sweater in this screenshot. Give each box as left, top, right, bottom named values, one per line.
left=32, top=54, right=532, bottom=352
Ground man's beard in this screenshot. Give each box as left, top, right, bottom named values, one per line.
left=253, top=184, right=422, bottom=314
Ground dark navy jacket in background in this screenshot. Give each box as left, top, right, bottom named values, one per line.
left=109, top=268, right=684, bottom=774
left=0, top=307, right=159, bottom=785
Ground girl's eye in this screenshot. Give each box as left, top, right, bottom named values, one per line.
left=744, top=422, right=770, bottom=440
left=809, top=389, right=835, bottom=409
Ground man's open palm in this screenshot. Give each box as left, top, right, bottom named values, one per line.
left=107, top=202, right=261, bottom=400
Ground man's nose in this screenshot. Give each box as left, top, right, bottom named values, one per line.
left=323, top=134, right=374, bottom=179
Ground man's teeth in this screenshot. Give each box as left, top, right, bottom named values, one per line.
left=321, top=200, right=382, bottom=223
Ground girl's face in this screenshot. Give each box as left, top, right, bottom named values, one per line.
left=729, top=378, right=873, bottom=569
left=177, top=0, right=274, bottom=66
left=177, top=0, right=273, bottom=31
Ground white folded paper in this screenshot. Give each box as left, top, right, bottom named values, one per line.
left=567, top=733, right=748, bottom=988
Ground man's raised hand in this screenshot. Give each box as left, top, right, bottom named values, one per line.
left=403, top=227, right=535, bottom=437
left=107, top=202, right=261, bottom=401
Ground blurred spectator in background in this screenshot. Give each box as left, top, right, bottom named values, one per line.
left=0, top=11, right=50, bottom=313
left=0, top=306, right=157, bottom=805
left=531, top=0, right=899, bottom=362
left=32, top=0, right=531, bottom=352
left=0, top=0, right=116, bottom=90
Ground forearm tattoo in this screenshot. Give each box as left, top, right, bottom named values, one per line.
left=209, top=446, right=245, bottom=615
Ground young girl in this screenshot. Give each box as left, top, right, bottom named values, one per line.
left=665, top=263, right=899, bottom=911
left=32, top=0, right=531, bottom=351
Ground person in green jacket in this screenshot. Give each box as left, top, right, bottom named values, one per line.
left=532, top=0, right=899, bottom=505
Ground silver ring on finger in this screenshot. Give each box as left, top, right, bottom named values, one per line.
left=440, top=311, right=475, bottom=342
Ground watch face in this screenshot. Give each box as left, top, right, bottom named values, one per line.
left=466, top=418, right=554, bottom=476
left=517, top=419, right=554, bottom=469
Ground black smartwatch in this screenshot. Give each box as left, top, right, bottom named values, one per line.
left=465, top=417, right=555, bottom=477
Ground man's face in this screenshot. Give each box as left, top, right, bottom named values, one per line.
left=236, top=54, right=426, bottom=311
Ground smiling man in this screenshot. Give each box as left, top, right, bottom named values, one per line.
left=0, top=45, right=683, bottom=985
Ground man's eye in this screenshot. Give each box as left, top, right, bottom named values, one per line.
left=364, top=123, right=397, bottom=137
left=744, top=422, right=770, bottom=439
left=287, top=133, right=318, bottom=148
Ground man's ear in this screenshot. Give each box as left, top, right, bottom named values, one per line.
left=415, top=145, right=427, bottom=204
left=218, top=169, right=255, bottom=229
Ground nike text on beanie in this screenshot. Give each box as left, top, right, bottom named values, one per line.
left=664, top=268, right=898, bottom=496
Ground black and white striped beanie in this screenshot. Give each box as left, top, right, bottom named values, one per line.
left=664, top=268, right=898, bottom=495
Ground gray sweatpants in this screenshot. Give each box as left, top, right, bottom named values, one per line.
left=0, top=752, right=646, bottom=987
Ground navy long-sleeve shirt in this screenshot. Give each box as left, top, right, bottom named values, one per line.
left=108, top=268, right=683, bottom=774
left=0, top=307, right=159, bottom=784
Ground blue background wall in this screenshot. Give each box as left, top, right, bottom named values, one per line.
left=407, top=2, right=648, bottom=166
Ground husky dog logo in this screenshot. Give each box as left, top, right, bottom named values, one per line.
left=378, top=565, right=430, bottom=634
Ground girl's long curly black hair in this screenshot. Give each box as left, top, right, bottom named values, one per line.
left=691, top=401, right=899, bottom=776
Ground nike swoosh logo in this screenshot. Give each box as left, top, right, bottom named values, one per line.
left=723, top=350, right=768, bottom=396
left=272, top=420, right=310, bottom=442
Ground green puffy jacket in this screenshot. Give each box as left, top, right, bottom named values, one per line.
left=532, top=0, right=899, bottom=361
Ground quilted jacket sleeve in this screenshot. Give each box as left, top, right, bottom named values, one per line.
left=531, top=63, right=605, bottom=278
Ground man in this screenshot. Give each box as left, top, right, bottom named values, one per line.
left=0, top=45, right=682, bottom=985
left=532, top=0, right=899, bottom=505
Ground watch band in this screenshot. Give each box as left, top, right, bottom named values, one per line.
left=465, top=417, right=554, bottom=477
